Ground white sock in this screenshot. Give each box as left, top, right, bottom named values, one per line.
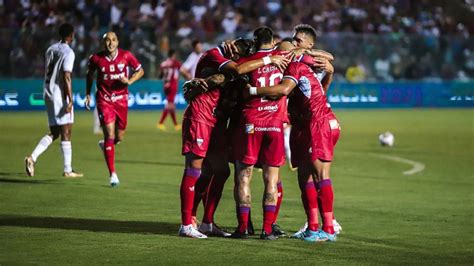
left=31, top=135, right=53, bottom=162
left=61, top=141, right=72, bottom=173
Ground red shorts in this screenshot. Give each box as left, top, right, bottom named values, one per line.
left=237, top=120, right=285, bottom=167
left=182, top=118, right=213, bottom=158
left=164, top=82, right=178, bottom=103
left=290, top=114, right=340, bottom=167
left=96, top=94, right=128, bottom=130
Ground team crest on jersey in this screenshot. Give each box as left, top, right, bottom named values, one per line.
left=245, top=124, right=255, bottom=134
left=309, top=147, right=312, bottom=154
left=196, top=138, right=204, bottom=147
left=117, top=63, right=125, bottom=72
left=298, top=76, right=311, bottom=98
left=101, top=67, right=105, bottom=72
left=110, top=65, right=115, bottom=72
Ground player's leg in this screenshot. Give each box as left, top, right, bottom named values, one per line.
left=169, top=102, right=180, bottom=130
left=199, top=152, right=231, bottom=237
left=230, top=161, right=253, bottom=238
left=192, top=158, right=212, bottom=227
left=312, top=116, right=340, bottom=241
left=179, top=118, right=212, bottom=238
left=284, top=124, right=295, bottom=170
left=295, top=164, right=321, bottom=241
left=102, top=121, right=120, bottom=186
left=60, top=123, right=82, bottom=177
left=93, top=107, right=101, bottom=134
left=272, top=174, right=285, bottom=236
left=178, top=153, right=207, bottom=238
left=25, top=126, right=60, bottom=177
left=157, top=100, right=169, bottom=130
left=260, top=165, right=280, bottom=240
left=311, top=159, right=336, bottom=241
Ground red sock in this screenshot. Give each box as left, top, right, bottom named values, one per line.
left=303, top=181, right=319, bottom=231
left=180, top=168, right=201, bottom=225
left=263, top=205, right=276, bottom=234
left=104, top=139, right=115, bottom=175
left=170, top=109, right=177, bottom=126
left=318, top=179, right=335, bottom=234
left=273, top=181, right=283, bottom=224
left=159, top=109, right=169, bottom=124
left=203, top=174, right=229, bottom=224
left=237, top=206, right=250, bottom=232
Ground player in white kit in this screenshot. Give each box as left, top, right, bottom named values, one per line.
left=24, top=23, right=83, bottom=178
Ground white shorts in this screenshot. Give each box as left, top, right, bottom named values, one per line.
left=45, top=86, right=74, bottom=126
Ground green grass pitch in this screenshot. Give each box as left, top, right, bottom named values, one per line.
left=0, top=109, right=473, bottom=264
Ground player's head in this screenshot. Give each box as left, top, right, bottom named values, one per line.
left=192, top=39, right=203, bottom=53
left=277, top=40, right=295, bottom=52
left=293, top=24, right=317, bottom=49
left=102, top=32, right=119, bottom=54
left=253, top=26, right=274, bottom=49
left=168, top=49, right=177, bottom=58
left=58, top=23, right=74, bottom=43
left=231, top=38, right=254, bottom=61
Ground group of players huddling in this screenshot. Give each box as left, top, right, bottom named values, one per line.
left=24, top=22, right=341, bottom=243
left=179, top=24, right=342, bottom=242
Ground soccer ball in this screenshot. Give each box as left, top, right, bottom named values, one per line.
left=379, top=131, right=395, bottom=147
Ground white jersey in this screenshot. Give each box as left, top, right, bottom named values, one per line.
left=43, top=42, right=75, bottom=126
left=44, top=42, right=75, bottom=99
left=181, top=51, right=203, bottom=79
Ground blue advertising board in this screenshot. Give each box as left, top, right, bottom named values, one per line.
left=0, top=79, right=472, bottom=110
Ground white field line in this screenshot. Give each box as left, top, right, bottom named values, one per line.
left=370, top=153, right=426, bottom=175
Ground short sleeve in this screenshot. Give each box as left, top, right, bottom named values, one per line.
left=126, top=51, right=142, bottom=71
left=63, top=50, right=75, bottom=72
left=283, top=62, right=300, bottom=85
left=210, top=48, right=231, bottom=72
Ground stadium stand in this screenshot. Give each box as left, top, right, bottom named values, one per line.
left=0, top=0, right=472, bottom=81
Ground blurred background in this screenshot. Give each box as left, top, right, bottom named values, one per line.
left=1, top=0, right=473, bottom=82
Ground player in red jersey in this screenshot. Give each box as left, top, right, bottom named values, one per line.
left=85, top=32, right=144, bottom=187
left=231, top=27, right=289, bottom=240
left=157, top=49, right=182, bottom=131
left=179, top=39, right=290, bottom=238
left=248, top=25, right=340, bottom=242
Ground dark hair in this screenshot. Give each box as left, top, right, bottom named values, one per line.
left=293, top=24, right=317, bottom=42
left=59, top=23, right=74, bottom=39
left=192, top=39, right=201, bottom=48
left=253, top=26, right=273, bottom=48
left=234, top=38, right=255, bottom=57
left=168, top=49, right=176, bottom=57
left=282, top=37, right=293, bottom=43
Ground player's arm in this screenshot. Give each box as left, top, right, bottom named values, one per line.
left=85, top=58, right=95, bottom=111
left=248, top=78, right=297, bottom=98
left=183, top=74, right=227, bottom=102
left=305, top=49, right=334, bottom=61
left=313, top=58, right=334, bottom=93
left=221, top=55, right=290, bottom=78
left=63, top=71, right=73, bottom=113
left=121, top=67, right=144, bottom=85
left=180, top=68, right=192, bottom=80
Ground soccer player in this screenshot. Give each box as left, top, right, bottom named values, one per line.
left=85, top=32, right=144, bottom=187
left=291, top=24, right=342, bottom=236
left=232, top=27, right=288, bottom=240
left=248, top=26, right=340, bottom=242
left=24, top=23, right=83, bottom=178
left=179, top=39, right=289, bottom=238
left=180, top=39, right=204, bottom=80
left=157, top=49, right=182, bottom=131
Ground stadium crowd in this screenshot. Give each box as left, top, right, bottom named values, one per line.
left=0, top=0, right=473, bottom=81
